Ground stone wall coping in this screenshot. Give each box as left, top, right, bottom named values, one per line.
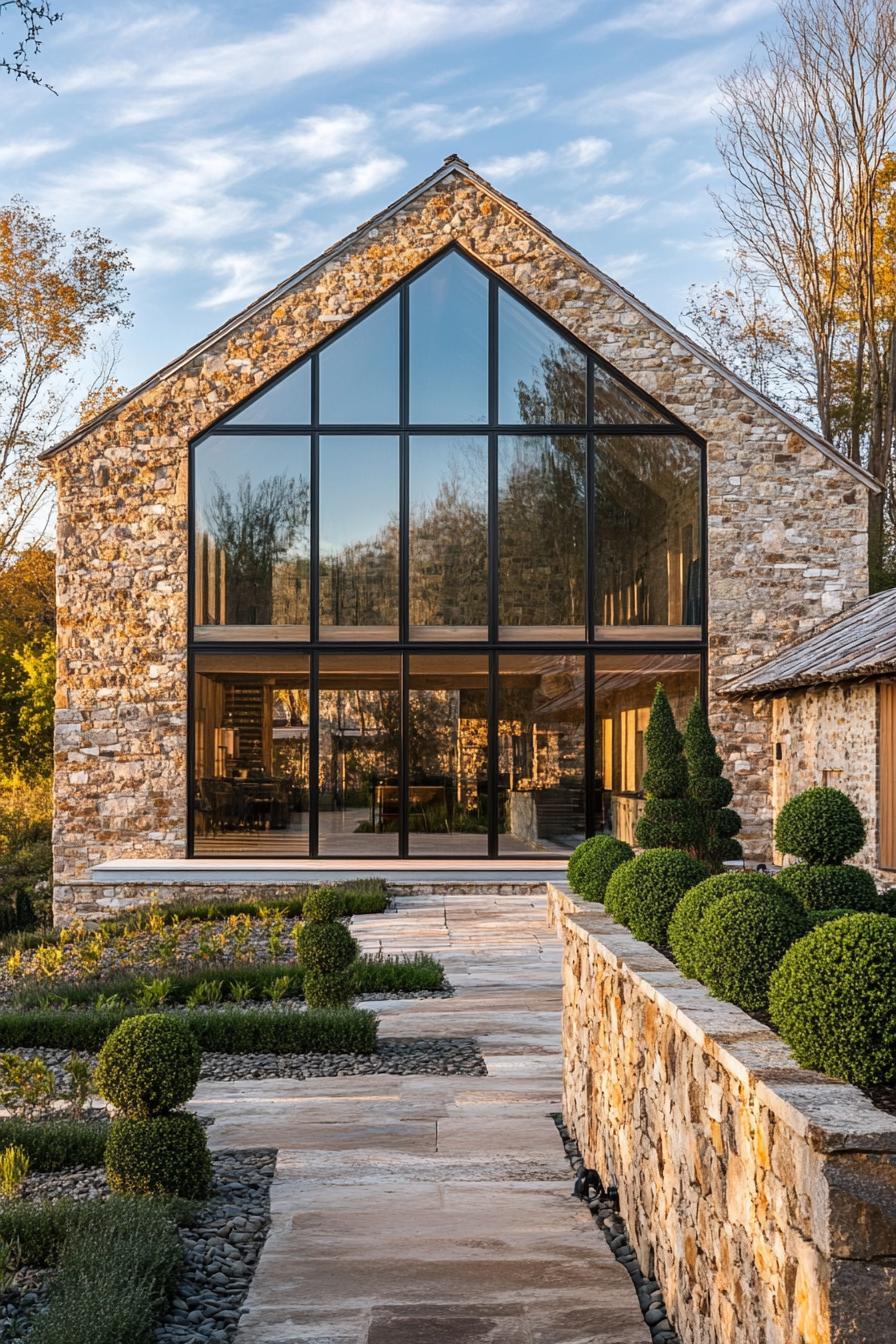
left=547, top=881, right=896, bottom=1154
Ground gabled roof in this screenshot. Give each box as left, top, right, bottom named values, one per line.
left=724, top=588, right=896, bottom=697
left=40, top=155, right=880, bottom=492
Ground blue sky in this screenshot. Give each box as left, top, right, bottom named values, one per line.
left=0, top=0, right=780, bottom=394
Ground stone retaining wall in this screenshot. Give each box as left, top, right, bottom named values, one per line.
left=547, top=882, right=896, bottom=1344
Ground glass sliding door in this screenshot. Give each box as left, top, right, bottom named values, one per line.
left=594, top=653, right=700, bottom=846
left=408, top=655, right=489, bottom=855
left=192, top=651, right=310, bottom=855
left=318, top=654, right=401, bottom=855
left=498, top=655, right=585, bottom=854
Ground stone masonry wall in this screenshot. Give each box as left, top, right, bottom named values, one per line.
left=547, top=882, right=896, bottom=1344
left=49, top=167, right=870, bottom=919
left=770, top=683, right=886, bottom=878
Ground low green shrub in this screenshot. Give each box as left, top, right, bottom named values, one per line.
left=871, top=887, right=896, bottom=915
left=301, top=886, right=345, bottom=924
left=14, top=962, right=306, bottom=1012
left=95, top=1014, right=201, bottom=1118
left=769, top=913, right=896, bottom=1086
left=605, top=849, right=707, bottom=945
left=0, top=1196, right=183, bottom=1344
left=567, top=835, right=634, bottom=903
left=303, top=969, right=354, bottom=1008
left=105, top=1112, right=211, bottom=1199
left=804, top=908, right=854, bottom=928
left=295, top=920, right=358, bottom=975
left=776, top=863, right=879, bottom=912
left=668, top=871, right=780, bottom=980
left=774, top=787, right=865, bottom=865
left=349, top=952, right=445, bottom=995
left=693, top=885, right=807, bottom=1011
left=0, top=1117, right=108, bottom=1170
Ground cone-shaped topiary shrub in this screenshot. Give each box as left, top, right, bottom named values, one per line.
left=769, top=913, right=896, bottom=1086
left=776, top=863, right=879, bottom=912
left=567, top=835, right=634, bottom=903
left=668, top=871, right=779, bottom=980
left=605, top=849, right=707, bottom=945
left=94, top=1013, right=201, bottom=1119
left=682, top=697, right=742, bottom=869
left=692, top=884, right=807, bottom=1012
left=634, top=686, right=703, bottom=851
left=296, top=921, right=358, bottom=976
left=774, top=787, right=865, bottom=865
left=302, top=886, right=345, bottom=924
left=105, top=1111, right=212, bottom=1199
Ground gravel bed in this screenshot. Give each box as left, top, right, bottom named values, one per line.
left=154, top=1148, right=274, bottom=1344
left=13, top=1037, right=487, bottom=1084
left=553, top=1115, right=682, bottom=1344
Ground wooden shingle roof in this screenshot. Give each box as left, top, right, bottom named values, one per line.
left=725, top=588, right=896, bottom=697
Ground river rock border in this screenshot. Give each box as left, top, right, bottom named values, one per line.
left=547, top=881, right=896, bottom=1344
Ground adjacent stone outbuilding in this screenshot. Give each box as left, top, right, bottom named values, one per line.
left=726, top=587, right=896, bottom=883
left=41, top=156, right=878, bottom=921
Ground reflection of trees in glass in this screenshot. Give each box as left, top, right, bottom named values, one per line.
left=204, top=473, right=309, bottom=624
left=410, top=451, right=487, bottom=626
left=319, top=689, right=400, bottom=805
left=515, top=343, right=586, bottom=425
left=320, top=518, right=399, bottom=627
left=595, top=437, right=701, bottom=627
left=499, top=435, right=585, bottom=626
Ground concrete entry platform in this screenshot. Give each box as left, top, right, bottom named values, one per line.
left=190, top=887, right=649, bottom=1344
left=90, top=858, right=568, bottom=886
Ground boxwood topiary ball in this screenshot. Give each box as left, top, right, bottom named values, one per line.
left=105, top=1111, right=212, bottom=1199
left=776, top=863, right=878, bottom=912
left=774, top=787, right=865, bottom=865
left=303, top=968, right=354, bottom=1008
left=295, top=920, right=358, bottom=976
left=94, top=1013, right=201, bottom=1118
left=668, top=871, right=780, bottom=980
left=693, top=886, right=807, bottom=1012
left=302, top=886, right=345, bottom=924
left=567, top=835, right=634, bottom=903
left=604, top=849, right=708, bottom=946
left=804, top=908, right=854, bottom=929
left=769, top=913, right=896, bottom=1086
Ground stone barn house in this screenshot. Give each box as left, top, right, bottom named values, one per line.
left=40, top=156, right=879, bottom=922
left=726, top=587, right=896, bottom=882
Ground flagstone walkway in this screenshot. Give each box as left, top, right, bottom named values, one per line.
left=190, top=887, right=649, bottom=1344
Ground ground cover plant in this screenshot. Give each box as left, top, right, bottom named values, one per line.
left=0, top=1195, right=184, bottom=1344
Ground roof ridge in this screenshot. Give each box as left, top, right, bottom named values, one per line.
left=38, top=155, right=880, bottom=493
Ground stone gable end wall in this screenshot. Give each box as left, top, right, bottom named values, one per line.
left=48, top=170, right=869, bottom=919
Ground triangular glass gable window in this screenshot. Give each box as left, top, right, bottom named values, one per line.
left=498, top=289, right=586, bottom=424
left=592, top=363, right=671, bottom=426
left=224, top=359, right=311, bottom=426
left=319, top=294, right=399, bottom=424
left=409, top=250, right=488, bottom=423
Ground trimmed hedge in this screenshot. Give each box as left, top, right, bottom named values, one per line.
left=692, top=885, right=808, bottom=1012
left=0, top=1196, right=183, bottom=1344
left=605, top=849, right=707, bottom=945
left=15, top=954, right=445, bottom=1012
left=0, top=1117, right=108, bottom=1170
left=776, top=863, right=880, bottom=912
left=774, top=787, right=865, bottom=864
left=0, top=1005, right=379, bottom=1055
left=769, top=913, right=896, bottom=1086
left=668, top=871, right=780, bottom=980
left=95, top=1015, right=201, bottom=1117
left=567, top=835, right=634, bottom=903
left=295, top=920, right=358, bottom=975
left=105, top=1112, right=212, bottom=1199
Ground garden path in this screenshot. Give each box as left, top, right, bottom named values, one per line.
left=190, top=887, right=649, bottom=1344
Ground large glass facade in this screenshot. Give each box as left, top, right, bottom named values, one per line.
left=190, top=245, right=705, bottom=857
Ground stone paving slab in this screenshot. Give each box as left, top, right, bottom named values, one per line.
left=210, top=887, right=649, bottom=1344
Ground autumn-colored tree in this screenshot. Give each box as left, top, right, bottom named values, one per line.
left=0, top=197, right=131, bottom=570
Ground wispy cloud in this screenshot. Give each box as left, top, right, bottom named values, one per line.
left=0, top=138, right=72, bottom=167
left=546, top=193, right=645, bottom=231
left=388, top=85, right=545, bottom=141
left=588, top=0, right=774, bottom=39
left=482, top=136, right=611, bottom=181
left=278, top=108, right=374, bottom=165
left=576, top=49, right=732, bottom=132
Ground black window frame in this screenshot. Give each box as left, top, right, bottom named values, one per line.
left=187, top=242, right=707, bottom=860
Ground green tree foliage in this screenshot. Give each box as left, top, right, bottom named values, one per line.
left=634, top=684, right=702, bottom=850
left=683, top=696, right=742, bottom=868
